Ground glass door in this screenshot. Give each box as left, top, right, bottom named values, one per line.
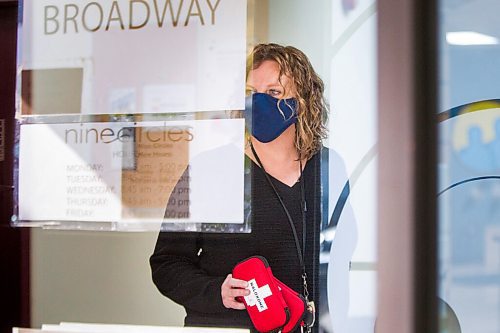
left=438, top=1, right=500, bottom=332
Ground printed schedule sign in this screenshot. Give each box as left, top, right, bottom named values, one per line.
left=19, top=0, right=246, bottom=115
left=18, top=119, right=246, bottom=226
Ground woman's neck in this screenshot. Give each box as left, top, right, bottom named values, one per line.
left=247, top=125, right=306, bottom=186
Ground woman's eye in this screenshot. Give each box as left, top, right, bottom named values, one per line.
left=268, top=89, right=282, bottom=97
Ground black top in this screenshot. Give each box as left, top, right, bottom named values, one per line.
left=150, top=152, right=321, bottom=332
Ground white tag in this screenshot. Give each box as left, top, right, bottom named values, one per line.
left=244, top=279, right=272, bottom=312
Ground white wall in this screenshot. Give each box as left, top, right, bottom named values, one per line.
left=268, top=0, right=332, bottom=100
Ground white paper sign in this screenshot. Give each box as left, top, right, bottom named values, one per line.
left=18, top=119, right=245, bottom=224
left=19, top=0, right=246, bottom=114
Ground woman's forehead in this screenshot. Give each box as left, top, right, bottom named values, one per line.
left=247, top=60, right=290, bottom=86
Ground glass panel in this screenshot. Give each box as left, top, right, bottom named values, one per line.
left=438, top=1, right=500, bottom=332
left=265, top=1, right=379, bottom=331
left=323, top=1, right=378, bottom=332
left=13, top=0, right=251, bottom=232
left=24, top=1, right=380, bottom=332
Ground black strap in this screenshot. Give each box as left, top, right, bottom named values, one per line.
left=249, top=142, right=307, bottom=282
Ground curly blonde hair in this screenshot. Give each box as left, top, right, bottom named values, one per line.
left=248, top=43, right=328, bottom=160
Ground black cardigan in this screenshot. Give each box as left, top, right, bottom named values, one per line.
left=150, top=152, right=321, bottom=332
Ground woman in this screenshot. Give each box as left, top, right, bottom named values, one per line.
left=150, top=43, right=328, bottom=332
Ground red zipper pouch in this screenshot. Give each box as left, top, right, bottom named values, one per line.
left=274, top=277, right=307, bottom=333
left=232, top=256, right=290, bottom=332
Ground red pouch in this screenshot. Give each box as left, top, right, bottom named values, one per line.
left=274, top=277, right=307, bottom=333
left=232, top=256, right=290, bottom=332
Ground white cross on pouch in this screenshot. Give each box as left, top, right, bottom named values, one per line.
left=244, top=279, right=273, bottom=312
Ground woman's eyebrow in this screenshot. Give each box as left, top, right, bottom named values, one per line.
left=245, top=81, right=284, bottom=90
left=265, top=82, right=284, bottom=88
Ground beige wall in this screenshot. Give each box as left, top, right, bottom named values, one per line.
left=31, top=229, right=185, bottom=327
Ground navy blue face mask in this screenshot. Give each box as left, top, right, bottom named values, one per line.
left=245, top=93, right=298, bottom=143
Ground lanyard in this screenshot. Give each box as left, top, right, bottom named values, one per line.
left=249, top=142, right=310, bottom=300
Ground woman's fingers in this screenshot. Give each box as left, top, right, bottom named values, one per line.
left=228, top=276, right=249, bottom=289
left=229, top=287, right=250, bottom=298
left=221, top=274, right=250, bottom=310
left=225, top=298, right=247, bottom=310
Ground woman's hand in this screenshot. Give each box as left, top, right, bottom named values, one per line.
left=221, top=274, right=250, bottom=310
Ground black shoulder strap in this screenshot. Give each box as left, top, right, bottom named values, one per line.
left=249, top=142, right=306, bottom=275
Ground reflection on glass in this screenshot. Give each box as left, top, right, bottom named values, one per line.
left=121, top=126, right=191, bottom=220
left=439, top=0, right=500, bottom=331
left=323, top=0, right=378, bottom=332
left=439, top=103, right=500, bottom=333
